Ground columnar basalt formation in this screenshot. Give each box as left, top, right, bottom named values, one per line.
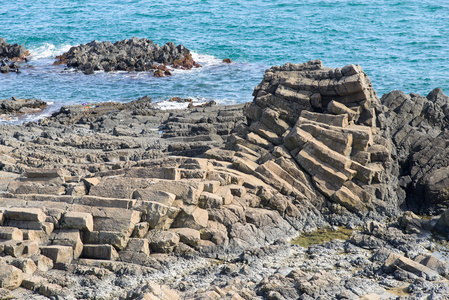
left=54, top=37, right=202, bottom=75
left=231, top=60, right=402, bottom=223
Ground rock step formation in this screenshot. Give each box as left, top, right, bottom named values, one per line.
left=229, top=60, right=400, bottom=223
left=54, top=37, right=202, bottom=75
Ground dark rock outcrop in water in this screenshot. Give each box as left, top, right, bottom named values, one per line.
left=0, top=61, right=448, bottom=299
left=54, top=37, right=202, bottom=75
left=0, top=38, right=29, bottom=61
left=0, top=97, right=46, bottom=115
left=0, top=38, right=29, bottom=73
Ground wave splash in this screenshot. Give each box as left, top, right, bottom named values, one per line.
left=29, top=43, right=73, bottom=60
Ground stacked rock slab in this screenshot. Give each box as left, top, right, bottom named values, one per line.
left=229, top=60, right=401, bottom=222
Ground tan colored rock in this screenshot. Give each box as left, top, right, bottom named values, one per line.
left=40, top=245, right=73, bottom=269
left=229, top=185, right=246, bottom=197
left=11, top=258, right=36, bottom=275
left=146, top=230, right=180, bottom=253
left=136, top=201, right=179, bottom=230
left=82, top=244, right=119, bottom=260
left=21, top=275, right=47, bottom=291
left=301, top=111, right=348, bottom=127
left=327, top=100, right=357, bottom=121
left=75, top=195, right=134, bottom=209
left=1, top=240, right=25, bottom=257
left=204, top=148, right=236, bottom=162
left=171, top=206, right=208, bottom=230
left=98, top=231, right=129, bottom=250
left=23, top=230, right=46, bottom=243
left=133, top=222, right=150, bottom=238
left=50, top=230, right=83, bottom=259
left=4, top=207, right=46, bottom=223
left=414, top=255, right=448, bottom=276
left=22, top=240, right=40, bottom=256
left=331, top=186, right=366, bottom=212
left=125, top=238, right=150, bottom=255
left=199, top=192, right=222, bottom=209
left=169, top=228, right=201, bottom=247
left=202, top=180, right=220, bottom=193
left=0, top=264, right=22, bottom=290
left=216, top=186, right=233, bottom=205
left=246, top=132, right=273, bottom=149
left=259, top=107, right=290, bottom=136
left=383, top=253, right=440, bottom=281
left=0, top=227, right=23, bottom=240
left=30, top=254, right=53, bottom=272
left=132, top=190, right=176, bottom=206
left=62, top=211, right=94, bottom=231
left=138, top=180, right=204, bottom=205
left=231, top=157, right=259, bottom=175
left=0, top=287, right=14, bottom=299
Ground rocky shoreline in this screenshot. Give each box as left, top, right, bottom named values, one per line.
left=0, top=60, right=448, bottom=299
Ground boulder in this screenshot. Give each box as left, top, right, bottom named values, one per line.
left=146, top=230, right=180, bottom=253
left=0, top=265, right=22, bottom=290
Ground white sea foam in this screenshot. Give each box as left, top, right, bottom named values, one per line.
left=29, top=43, right=73, bottom=60
left=155, top=97, right=236, bottom=110
left=191, top=51, right=222, bottom=67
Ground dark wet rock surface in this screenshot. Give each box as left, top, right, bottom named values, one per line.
left=54, top=37, right=202, bottom=75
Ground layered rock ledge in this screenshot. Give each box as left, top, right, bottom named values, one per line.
left=54, top=37, right=202, bottom=75
left=0, top=60, right=448, bottom=299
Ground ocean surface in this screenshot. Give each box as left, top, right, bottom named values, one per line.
left=1, top=0, right=448, bottom=120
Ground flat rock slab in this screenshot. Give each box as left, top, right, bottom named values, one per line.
left=4, top=208, right=46, bottom=222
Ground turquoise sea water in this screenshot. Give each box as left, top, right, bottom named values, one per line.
left=1, top=0, right=448, bottom=117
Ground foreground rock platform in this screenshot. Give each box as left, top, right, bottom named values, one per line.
left=0, top=60, right=448, bottom=298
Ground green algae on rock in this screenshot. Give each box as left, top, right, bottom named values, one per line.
left=291, top=227, right=354, bottom=248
